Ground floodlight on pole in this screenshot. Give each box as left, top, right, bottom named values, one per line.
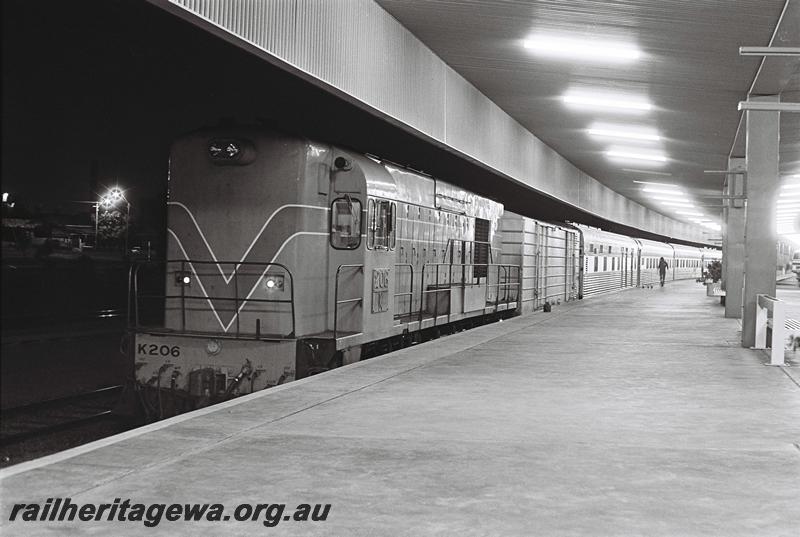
left=101, top=186, right=132, bottom=254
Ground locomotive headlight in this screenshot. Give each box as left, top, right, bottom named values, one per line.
left=264, top=274, right=284, bottom=291
left=207, top=138, right=255, bottom=165
left=209, top=140, right=240, bottom=159
left=205, top=339, right=221, bottom=356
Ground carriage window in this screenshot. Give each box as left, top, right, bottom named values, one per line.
left=390, top=202, right=396, bottom=249
left=368, top=199, right=395, bottom=250
left=330, top=197, right=362, bottom=250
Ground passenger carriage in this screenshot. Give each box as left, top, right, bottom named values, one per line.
left=635, top=238, right=674, bottom=287
left=572, top=224, right=639, bottom=297
left=671, top=244, right=704, bottom=281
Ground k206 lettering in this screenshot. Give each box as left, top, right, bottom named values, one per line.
left=137, top=344, right=180, bottom=357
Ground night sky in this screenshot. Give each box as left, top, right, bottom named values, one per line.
left=2, top=0, right=298, bottom=214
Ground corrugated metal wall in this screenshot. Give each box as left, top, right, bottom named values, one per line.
left=500, top=213, right=580, bottom=313
left=153, top=0, right=705, bottom=243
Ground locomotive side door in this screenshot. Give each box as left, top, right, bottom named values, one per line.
left=328, top=156, right=365, bottom=336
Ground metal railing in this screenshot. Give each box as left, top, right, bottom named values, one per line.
left=333, top=264, right=364, bottom=339
left=393, top=263, right=414, bottom=319
left=128, top=259, right=296, bottom=339
left=418, top=262, right=520, bottom=326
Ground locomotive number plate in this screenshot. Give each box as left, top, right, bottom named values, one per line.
left=137, top=343, right=181, bottom=358
left=372, top=268, right=390, bottom=313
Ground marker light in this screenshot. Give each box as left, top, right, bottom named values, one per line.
left=175, top=271, right=191, bottom=286
left=606, top=150, right=667, bottom=163
left=264, top=274, right=285, bottom=291
left=523, top=35, right=641, bottom=63
left=563, top=91, right=653, bottom=113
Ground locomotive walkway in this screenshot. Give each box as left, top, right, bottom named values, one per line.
left=1, top=280, right=799, bottom=536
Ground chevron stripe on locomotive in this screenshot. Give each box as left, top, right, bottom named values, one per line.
left=128, top=126, right=718, bottom=414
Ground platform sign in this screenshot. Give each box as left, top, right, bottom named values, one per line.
left=372, top=268, right=390, bottom=313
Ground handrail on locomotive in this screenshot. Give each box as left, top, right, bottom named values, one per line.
left=128, top=259, right=297, bottom=339
left=333, top=264, right=365, bottom=340
left=418, top=262, right=520, bottom=326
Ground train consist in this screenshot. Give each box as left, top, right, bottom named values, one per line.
left=128, top=126, right=722, bottom=415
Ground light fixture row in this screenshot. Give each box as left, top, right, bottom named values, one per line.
left=521, top=32, right=725, bottom=227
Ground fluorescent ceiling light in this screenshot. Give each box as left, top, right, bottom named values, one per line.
left=660, top=201, right=697, bottom=208
left=563, top=91, right=653, bottom=113
left=677, top=210, right=704, bottom=216
left=643, top=187, right=685, bottom=196
left=651, top=197, right=691, bottom=203
left=607, top=149, right=667, bottom=163
left=778, top=192, right=800, bottom=198
left=633, top=181, right=678, bottom=187
left=623, top=169, right=672, bottom=176
left=781, top=184, right=800, bottom=190
left=523, top=35, right=641, bottom=62
left=588, top=124, right=660, bottom=142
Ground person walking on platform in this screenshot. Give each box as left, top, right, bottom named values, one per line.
left=658, top=256, right=669, bottom=287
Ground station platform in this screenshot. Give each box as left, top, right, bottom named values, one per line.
left=1, top=280, right=798, bottom=536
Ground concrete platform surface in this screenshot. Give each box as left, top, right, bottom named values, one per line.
left=1, top=280, right=798, bottom=536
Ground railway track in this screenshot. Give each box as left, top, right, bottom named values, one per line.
left=0, top=385, right=125, bottom=446
left=1, top=308, right=126, bottom=332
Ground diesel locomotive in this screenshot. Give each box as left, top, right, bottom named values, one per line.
left=128, top=125, right=720, bottom=416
